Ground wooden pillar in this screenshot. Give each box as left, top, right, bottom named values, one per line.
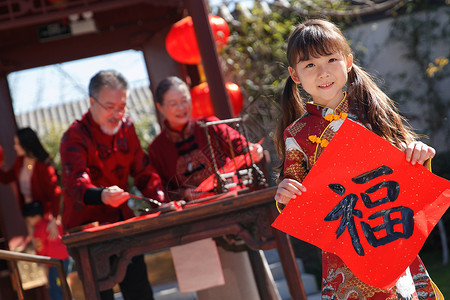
left=0, top=74, right=28, bottom=300
left=186, top=0, right=233, bottom=119
left=142, top=26, right=183, bottom=96
left=0, top=74, right=27, bottom=244
left=141, top=26, right=184, bottom=125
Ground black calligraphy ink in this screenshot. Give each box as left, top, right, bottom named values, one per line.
left=360, top=180, right=400, bottom=208
left=328, top=183, right=346, bottom=196
left=361, top=206, right=414, bottom=247
left=325, top=165, right=414, bottom=256
left=325, top=185, right=364, bottom=256
left=352, top=165, right=393, bottom=184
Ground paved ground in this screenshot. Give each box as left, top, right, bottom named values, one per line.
left=113, top=290, right=321, bottom=300
left=112, top=249, right=322, bottom=300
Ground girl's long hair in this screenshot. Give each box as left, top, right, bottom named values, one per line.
left=274, top=76, right=305, bottom=167
left=274, top=19, right=417, bottom=171
left=17, top=127, right=51, bottom=164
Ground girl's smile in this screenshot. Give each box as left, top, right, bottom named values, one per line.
left=319, top=82, right=334, bottom=89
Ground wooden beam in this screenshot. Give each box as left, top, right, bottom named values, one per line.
left=0, top=18, right=181, bottom=73
left=0, top=0, right=184, bottom=31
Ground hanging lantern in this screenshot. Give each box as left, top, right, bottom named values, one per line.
left=0, top=145, right=3, bottom=164
left=190, top=82, right=214, bottom=117
left=165, top=15, right=230, bottom=65
left=165, top=17, right=200, bottom=65
left=209, top=15, right=230, bottom=51
left=190, top=82, right=244, bottom=118
left=225, top=82, right=244, bottom=115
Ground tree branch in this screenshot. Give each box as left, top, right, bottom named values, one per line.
left=271, top=0, right=404, bottom=18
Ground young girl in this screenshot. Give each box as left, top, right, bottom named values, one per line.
left=273, top=19, right=441, bottom=299
left=0, top=127, right=61, bottom=239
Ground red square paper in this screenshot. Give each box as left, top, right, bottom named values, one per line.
left=272, top=119, right=450, bottom=290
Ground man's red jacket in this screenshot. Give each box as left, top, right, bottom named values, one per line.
left=60, top=112, right=164, bottom=230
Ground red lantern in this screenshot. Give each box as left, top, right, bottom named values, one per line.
left=225, top=82, right=244, bottom=115
left=165, top=15, right=230, bottom=65
left=165, top=17, right=200, bottom=65
left=209, top=15, right=230, bottom=51
left=190, top=82, right=244, bottom=118
left=0, top=145, right=3, bottom=164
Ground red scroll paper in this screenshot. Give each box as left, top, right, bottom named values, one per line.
left=272, top=119, right=450, bottom=290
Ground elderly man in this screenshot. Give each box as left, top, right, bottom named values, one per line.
left=60, top=70, right=165, bottom=300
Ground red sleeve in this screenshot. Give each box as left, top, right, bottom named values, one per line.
left=60, top=125, right=97, bottom=211
left=283, top=129, right=308, bottom=183
left=147, top=136, right=169, bottom=193
left=205, top=116, right=248, bottom=157
left=34, top=163, right=61, bottom=218
left=0, top=158, right=20, bottom=184
left=128, top=123, right=166, bottom=203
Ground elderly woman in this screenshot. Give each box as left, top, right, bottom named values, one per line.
left=148, top=76, right=267, bottom=299
left=148, top=76, right=262, bottom=201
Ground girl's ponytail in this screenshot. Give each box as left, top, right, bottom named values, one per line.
left=274, top=76, right=306, bottom=167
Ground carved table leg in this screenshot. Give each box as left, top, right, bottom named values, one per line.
left=78, top=247, right=102, bottom=300
left=247, top=249, right=278, bottom=300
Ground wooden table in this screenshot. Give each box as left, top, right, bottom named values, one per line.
left=62, top=187, right=307, bottom=300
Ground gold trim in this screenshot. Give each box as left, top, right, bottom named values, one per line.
left=431, top=280, right=444, bottom=300
left=311, top=92, right=347, bottom=163
left=310, top=91, right=347, bottom=111
left=276, top=201, right=282, bottom=213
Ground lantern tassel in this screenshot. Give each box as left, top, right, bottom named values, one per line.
left=197, top=63, right=206, bottom=83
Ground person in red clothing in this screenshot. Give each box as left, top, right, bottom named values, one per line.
left=148, top=76, right=263, bottom=201
left=60, top=70, right=166, bottom=300
left=148, top=76, right=267, bottom=299
left=22, top=201, right=70, bottom=300
left=273, top=19, right=441, bottom=299
left=0, top=127, right=61, bottom=239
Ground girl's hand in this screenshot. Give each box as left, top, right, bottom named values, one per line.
left=46, top=218, right=59, bottom=240
left=404, top=141, right=436, bottom=165
left=275, top=178, right=306, bottom=205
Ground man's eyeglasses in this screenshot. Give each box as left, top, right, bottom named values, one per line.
left=93, top=97, right=127, bottom=114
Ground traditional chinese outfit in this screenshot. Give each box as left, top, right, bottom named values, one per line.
left=60, top=111, right=164, bottom=230
left=0, top=156, right=61, bottom=218
left=282, top=92, right=441, bottom=299
left=148, top=116, right=248, bottom=201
